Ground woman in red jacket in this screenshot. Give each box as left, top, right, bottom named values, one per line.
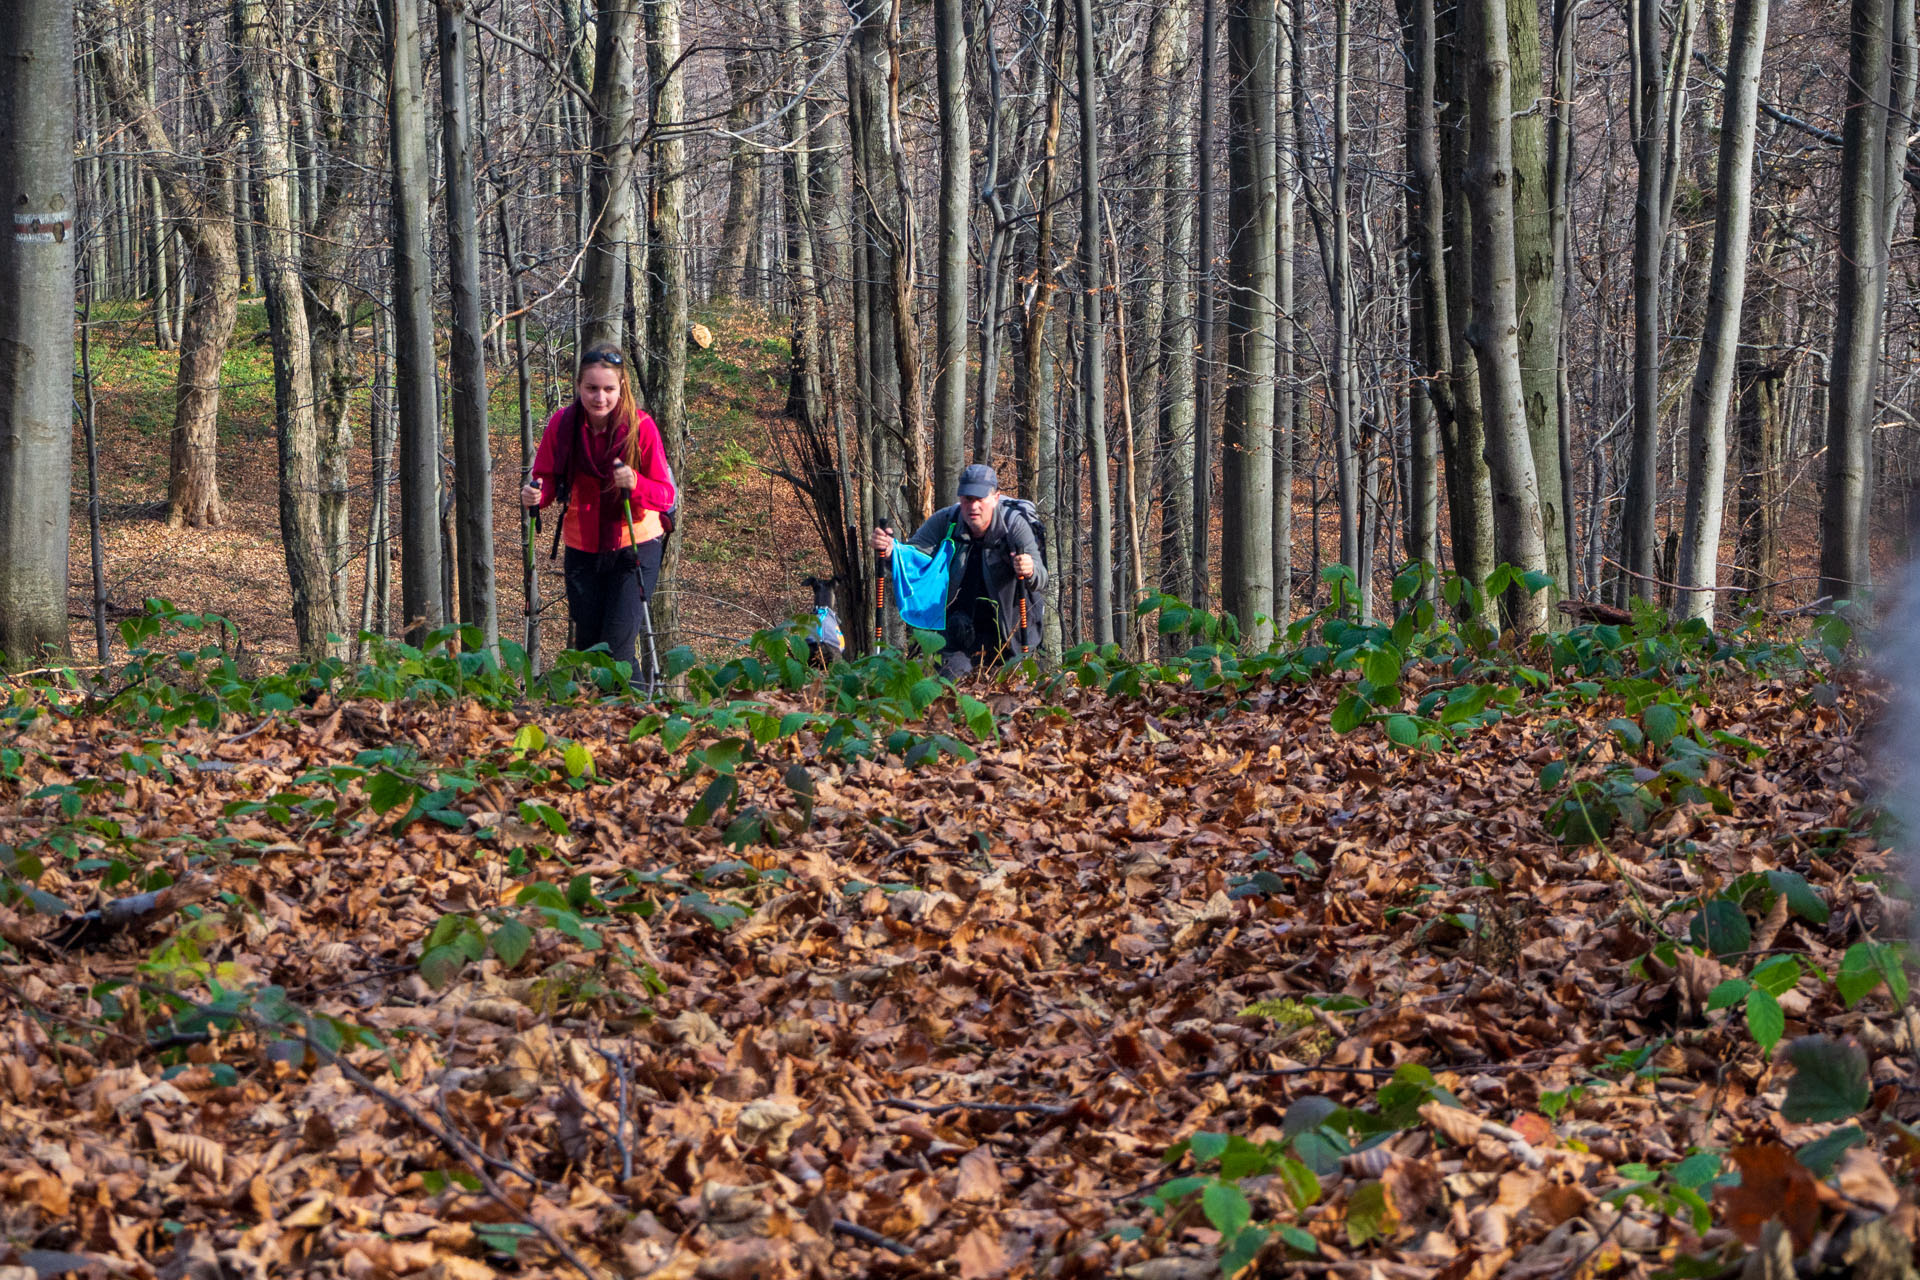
left=519, top=345, right=677, bottom=678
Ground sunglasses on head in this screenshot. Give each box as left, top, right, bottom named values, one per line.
left=580, top=350, right=624, bottom=369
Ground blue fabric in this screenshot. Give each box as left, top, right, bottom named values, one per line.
left=889, top=536, right=955, bottom=631
left=810, top=605, right=845, bottom=650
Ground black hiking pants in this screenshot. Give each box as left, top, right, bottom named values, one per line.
left=564, top=538, right=663, bottom=679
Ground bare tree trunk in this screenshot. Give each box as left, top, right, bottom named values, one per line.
left=240, top=0, right=337, bottom=657
left=933, top=0, right=970, bottom=496
left=583, top=0, right=638, bottom=348
left=646, top=0, right=689, bottom=650
left=882, top=0, right=931, bottom=523
left=1016, top=0, right=1067, bottom=502
left=386, top=0, right=444, bottom=640
left=1735, top=226, right=1786, bottom=608
left=437, top=0, right=497, bottom=647
left=1676, top=0, right=1767, bottom=621
left=1620, top=0, right=1669, bottom=600
left=1330, top=0, right=1359, bottom=602
left=88, top=26, right=238, bottom=532
left=713, top=51, right=762, bottom=302
left=1077, top=0, right=1113, bottom=645
left=1274, top=2, right=1296, bottom=621
left=1435, top=2, right=1495, bottom=588
left=1192, top=0, right=1218, bottom=609
left=1546, top=0, right=1579, bottom=586
left=1157, top=13, right=1198, bottom=617
left=0, top=0, right=74, bottom=665
left=1821, top=0, right=1908, bottom=604
left=1398, top=0, right=1444, bottom=584
left=1508, top=0, right=1566, bottom=601
left=149, top=175, right=176, bottom=350
left=1465, top=0, right=1549, bottom=632
left=304, top=18, right=370, bottom=629
left=1222, top=0, right=1276, bottom=643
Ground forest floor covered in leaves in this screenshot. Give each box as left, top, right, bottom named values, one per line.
left=2, top=618, right=1918, bottom=1279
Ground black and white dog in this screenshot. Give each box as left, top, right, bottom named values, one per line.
left=801, top=575, right=845, bottom=667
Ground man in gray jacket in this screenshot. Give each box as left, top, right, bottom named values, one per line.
left=872, top=464, right=1047, bottom=678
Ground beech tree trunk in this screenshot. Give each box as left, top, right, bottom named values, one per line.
left=440, top=0, right=497, bottom=647
left=583, top=0, right=638, bottom=348
left=714, top=51, right=762, bottom=302
left=1508, top=0, right=1566, bottom=600
left=1620, top=0, right=1669, bottom=599
left=386, top=0, right=444, bottom=638
left=1222, top=0, right=1276, bottom=643
left=1676, top=0, right=1768, bottom=622
left=1077, top=0, right=1114, bottom=645
left=0, top=0, right=74, bottom=665
left=1464, top=0, right=1549, bottom=633
left=933, top=0, right=970, bottom=497
left=89, top=27, right=237, bottom=532
left=1399, top=0, right=1444, bottom=584
left=240, top=0, right=337, bottom=657
left=646, top=0, right=690, bottom=650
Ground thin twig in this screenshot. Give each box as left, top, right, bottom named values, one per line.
left=832, top=1218, right=914, bottom=1257
left=877, top=1096, right=1073, bottom=1117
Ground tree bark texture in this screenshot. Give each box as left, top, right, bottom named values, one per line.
left=439, top=0, right=497, bottom=646
left=386, top=0, right=444, bottom=638
left=933, top=0, right=970, bottom=498
left=1464, top=0, right=1549, bottom=632
left=240, top=0, right=338, bottom=657
left=1077, top=0, right=1113, bottom=645
left=583, top=0, right=638, bottom=348
left=1820, top=0, right=1898, bottom=604
left=0, top=0, right=74, bottom=665
left=1676, top=0, right=1767, bottom=622
left=1222, top=0, right=1277, bottom=643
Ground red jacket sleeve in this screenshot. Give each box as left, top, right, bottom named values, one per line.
left=628, top=411, right=677, bottom=513
left=530, top=407, right=569, bottom=508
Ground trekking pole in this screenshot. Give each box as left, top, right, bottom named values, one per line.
left=623, top=495, right=657, bottom=697
left=875, top=521, right=893, bottom=649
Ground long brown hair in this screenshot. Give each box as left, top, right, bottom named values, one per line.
left=576, top=344, right=641, bottom=468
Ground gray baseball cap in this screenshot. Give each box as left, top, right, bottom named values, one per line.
left=958, top=463, right=998, bottom=499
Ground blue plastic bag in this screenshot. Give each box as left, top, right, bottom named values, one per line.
left=889, top=536, right=954, bottom=631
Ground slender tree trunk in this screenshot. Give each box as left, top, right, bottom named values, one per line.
left=1157, top=18, right=1198, bottom=617
left=304, top=19, right=369, bottom=629
left=1398, top=0, right=1444, bottom=584
left=1465, top=0, right=1549, bottom=632
left=1620, top=0, right=1669, bottom=599
left=933, top=0, right=970, bottom=495
left=1330, top=0, right=1360, bottom=602
left=386, top=0, right=444, bottom=639
left=88, top=28, right=238, bottom=532
left=1076, top=0, right=1113, bottom=645
left=1821, top=0, right=1905, bottom=604
left=440, top=0, right=497, bottom=646
left=1222, top=0, right=1277, bottom=642
left=583, top=0, right=638, bottom=347
left=1546, top=0, right=1579, bottom=587
left=1192, top=0, right=1218, bottom=609
left=883, top=0, right=931, bottom=522
left=1734, top=228, right=1785, bottom=608
left=714, top=51, right=762, bottom=302
left=0, top=0, right=74, bottom=665
left=1508, top=0, right=1566, bottom=600
left=1274, top=3, right=1296, bottom=622
left=1016, top=0, right=1067, bottom=501
left=646, top=0, right=690, bottom=650
left=240, top=0, right=337, bottom=657
left=1676, top=0, right=1767, bottom=621
left=149, top=175, right=176, bottom=350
